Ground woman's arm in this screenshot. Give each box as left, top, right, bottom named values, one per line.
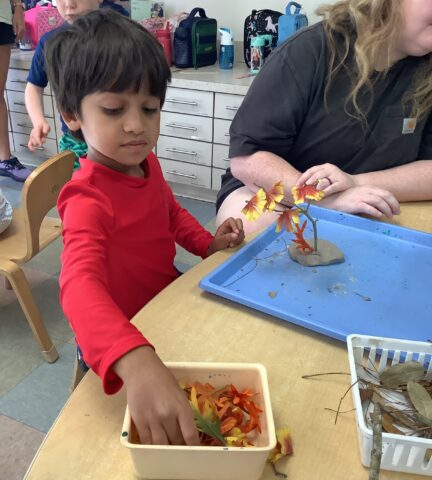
left=231, top=151, right=302, bottom=203
left=356, top=160, right=432, bottom=201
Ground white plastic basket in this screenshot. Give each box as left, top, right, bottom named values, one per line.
left=347, top=334, right=432, bottom=476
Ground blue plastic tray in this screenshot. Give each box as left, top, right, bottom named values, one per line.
left=200, top=206, right=432, bottom=342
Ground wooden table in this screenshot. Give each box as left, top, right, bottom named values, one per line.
left=25, top=202, right=432, bottom=480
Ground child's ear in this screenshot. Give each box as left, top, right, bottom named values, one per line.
left=61, top=111, right=81, bottom=133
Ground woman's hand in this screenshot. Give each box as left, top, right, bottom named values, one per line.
left=12, top=5, right=25, bottom=42
left=319, top=185, right=400, bottom=218
left=207, top=217, right=244, bottom=255
left=115, top=347, right=200, bottom=446
left=297, top=163, right=357, bottom=196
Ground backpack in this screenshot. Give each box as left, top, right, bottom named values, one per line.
left=174, top=8, right=217, bottom=69
left=277, top=2, right=308, bottom=46
left=243, top=9, right=282, bottom=68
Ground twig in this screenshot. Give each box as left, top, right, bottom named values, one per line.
left=369, top=404, right=382, bottom=480
left=334, top=379, right=359, bottom=425
left=302, top=372, right=350, bottom=379
left=271, top=462, right=287, bottom=478
left=324, top=407, right=356, bottom=414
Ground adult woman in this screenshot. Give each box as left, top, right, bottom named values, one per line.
left=216, top=0, right=432, bottom=234
left=0, top=0, right=30, bottom=182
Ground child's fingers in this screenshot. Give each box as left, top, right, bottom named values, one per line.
left=178, top=410, right=200, bottom=446
left=135, top=423, right=152, bottom=445
left=149, top=422, right=169, bottom=445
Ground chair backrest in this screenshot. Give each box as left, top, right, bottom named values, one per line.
left=22, top=151, right=75, bottom=259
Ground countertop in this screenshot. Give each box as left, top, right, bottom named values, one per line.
left=9, top=48, right=254, bottom=95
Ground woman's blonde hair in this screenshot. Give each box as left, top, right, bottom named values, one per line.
left=317, top=0, right=432, bottom=121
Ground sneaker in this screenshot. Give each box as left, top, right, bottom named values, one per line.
left=0, top=157, right=31, bottom=182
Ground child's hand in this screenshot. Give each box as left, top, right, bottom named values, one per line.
left=114, top=346, right=199, bottom=445
left=207, top=217, right=244, bottom=256
left=28, top=122, right=51, bottom=151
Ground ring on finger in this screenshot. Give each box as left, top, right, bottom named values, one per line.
left=317, top=177, right=332, bottom=185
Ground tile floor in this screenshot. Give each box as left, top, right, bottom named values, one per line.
left=0, top=173, right=216, bottom=479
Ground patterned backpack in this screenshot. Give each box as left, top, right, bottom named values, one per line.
left=243, top=9, right=283, bottom=68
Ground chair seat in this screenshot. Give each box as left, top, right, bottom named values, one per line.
left=0, top=208, right=62, bottom=264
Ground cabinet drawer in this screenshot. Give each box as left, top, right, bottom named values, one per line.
left=6, top=68, right=52, bottom=94
left=212, top=144, right=230, bottom=169
left=13, top=132, right=58, bottom=160
left=214, top=93, right=244, bottom=120
left=161, top=111, right=212, bottom=142
left=158, top=136, right=212, bottom=167
left=212, top=167, right=225, bottom=191
left=9, top=132, right=14, bottom=151
left=7, top=90, right=54, bottom=117
left=9, top=111, right=56, bottom=140
left=164, top=87, right=213, bottom=117
left=213, top=118, right=231, bottom=145
left=160, top=158, right=211, bottom=188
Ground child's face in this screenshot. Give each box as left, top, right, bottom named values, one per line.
left=65, top=86, right=161, bottom=176
left=56, top=0, right=101, bottom=23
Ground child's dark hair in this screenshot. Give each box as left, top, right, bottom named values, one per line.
left=45, top=9, right=171, bottom=139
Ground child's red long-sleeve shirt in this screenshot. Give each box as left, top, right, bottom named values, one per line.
left=58, top=153, right=214, bottom=393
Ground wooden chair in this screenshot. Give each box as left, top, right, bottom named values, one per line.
left=0, top=151, right=75, bottom=363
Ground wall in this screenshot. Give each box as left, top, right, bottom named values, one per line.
left=163, top=0, right=335, bottom=40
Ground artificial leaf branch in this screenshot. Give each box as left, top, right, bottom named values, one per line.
left=242, top=181, right=324, bottom=252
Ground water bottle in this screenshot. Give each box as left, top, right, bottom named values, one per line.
left=155, top=21, right=172, bottom=66
left=250, top=34, right=273, bottom=74
left=218, top=27, right=234, bottom=70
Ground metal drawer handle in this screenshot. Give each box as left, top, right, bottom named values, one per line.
left=165, top=147, right=197, bottom=156
left=225, top=105, right=239, bottom=111
left=166, top=170, right=197, bottom=180
left=165, top=123, right=198, bottom=132
left=166, top=98, right=198, bottom=106
left=14, top=101, right=26, bottom=106
left=224, top=133, right=230, bottom=137
left=20, top=143, right=45, bottom=151
left=11, top=79, right=26, bottom=84
left=223, top=158, right=230, bottom=162
left=17, top=122, right=33, bottom=129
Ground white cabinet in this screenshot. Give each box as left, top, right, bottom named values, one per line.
left=158, top=86, right=246, bottom=201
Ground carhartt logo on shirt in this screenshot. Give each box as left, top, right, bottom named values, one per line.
left=402, top=118, right=416, bottom=134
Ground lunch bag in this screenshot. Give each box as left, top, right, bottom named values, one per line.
left=24, top=4, right=63, bottom=48
left=174, top=7, right=217, bottom=68
left=277, top=2, right=308, bottom=46
left=243, top=9, right=282, bottom=68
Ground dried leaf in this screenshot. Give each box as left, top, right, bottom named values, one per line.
left=380, top=361, right=424, bottom=388
left=407, top=381, right=432, bottom=426
left=381, top=412, right=405, bottom=435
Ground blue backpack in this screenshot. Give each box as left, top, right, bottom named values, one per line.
left=277, top=2, right=308, bottom=46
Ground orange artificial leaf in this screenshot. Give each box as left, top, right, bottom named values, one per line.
left=220, top=416, right=238, bottom=434
left=268, top=427, right=294, bottom=464
left=265, top=181, right=284, bottom=211
left=292, top=184, right=325, bottom=204
left=241, top=188, right=266, bottom=221
left=292, top=221, right=314, bottom=252
left=275, top=208, right=300, bottom=233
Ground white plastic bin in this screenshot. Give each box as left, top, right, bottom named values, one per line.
left=121, top=362, right=276, bottom=480
left=347, top=334, right=432, bottom=476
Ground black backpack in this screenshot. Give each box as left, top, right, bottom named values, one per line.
left=174, top=8, right=217, bottom=69
left=243, top=9, right=283, bottom=68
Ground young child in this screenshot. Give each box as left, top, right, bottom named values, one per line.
left=25, top=0, right=101, bottom=161
left=45, top=9, right=245, bottom=446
